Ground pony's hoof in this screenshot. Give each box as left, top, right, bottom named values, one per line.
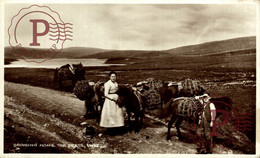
left=197, top=148, right=210, bottom=154
left=134, top=129, right=140, bottom=133
left=166, top=136, right=171, bottom=140
left=178, top=136, right=184, bottom=141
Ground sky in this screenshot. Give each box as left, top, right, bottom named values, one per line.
left=5, top=3, right=256, bottom=50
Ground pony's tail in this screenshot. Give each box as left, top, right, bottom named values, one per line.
left=93, top=81, right=100, bottom=103
left=227, top=96, right=234, bottom=105
left=160, top=98, right=174, bottom=118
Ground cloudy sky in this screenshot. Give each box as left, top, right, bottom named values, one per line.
left=5, top=3, right=256, bottom=50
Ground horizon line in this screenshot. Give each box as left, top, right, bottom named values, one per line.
left=4, top=35, right=256, bottom=51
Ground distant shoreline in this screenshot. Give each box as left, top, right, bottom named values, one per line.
left=4, top=58, right=18, bottom=65
left=4, top=58, right=125, bottom=69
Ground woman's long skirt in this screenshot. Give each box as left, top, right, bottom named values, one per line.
left=100, top=94, right=124, bottom=127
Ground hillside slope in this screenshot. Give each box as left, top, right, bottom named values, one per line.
left=5, top=36, right=255, bottom=59
left=4, top=47, right=111, bottom=59
left=83, top=36, right=256, bottom=58
left=165, top=36, right=256, bottom=56
left=4, top=82, right=255, bottom=154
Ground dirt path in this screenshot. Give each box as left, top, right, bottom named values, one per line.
left=4, top=82, right=248, bottom=154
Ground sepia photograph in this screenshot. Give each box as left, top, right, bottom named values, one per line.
left=2, top=1, right=258, bottom=156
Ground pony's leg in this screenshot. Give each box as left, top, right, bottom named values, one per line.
left=127, top=112, right=132, bottom=132
left=95, top=104, right=100, bottom=123
left=72, top=79, right=76, bottom=89
left=175, top=117, right=184, bottom=140
left=167, top=115, right=177, bottom=140
left=84, top=100, right=89, bottom=118
left=96, top=104, right=102, bottom=124
left=134, top=112, right=140, bottom=133
left=161, top=101, right=164, bottom=110
left=140, top=109, right=144, bottom=127
left=100, top=104, right=103, bottom=118
left=59, top=79, right=62, bottom=89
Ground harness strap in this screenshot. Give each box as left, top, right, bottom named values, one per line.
left=181, top=100, right=185, bottom=117
left=103, top=96, right=116, bottom=102
left=132, top=87, right=143, bottom=111
left=69, top=64, right=75, bottom=74
left=173, top=97, right=186, bottom=102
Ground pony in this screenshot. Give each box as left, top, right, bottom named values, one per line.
left=54, top=63, right=85, bottom=90
left=136, top=81, right=175, bottom=110
left=83, top=85, right=95, bottom=118
left=116, top=85, right=144, bottom=133
left=156, top=82, right=177, bottom=109
left=162, top=95, right=233, bottom=153
left=82, top=81, right=105, bottom=121
left=137, top=80, right=205, bottom=111
left=91, top=81, right=105, bottom=122
left=166, top=81, right=205, bottom=98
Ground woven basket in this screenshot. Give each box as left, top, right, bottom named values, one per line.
left=176, top=98, right=198, bottom=117
left=143, top=89, right=161, bottom=105
left=181, top=79, right=203, bottom=97
left=73, top=80, right=93, bottom=100
left=145, top=78, right=163, bottom=90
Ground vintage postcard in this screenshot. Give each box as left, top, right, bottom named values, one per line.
left=1, top=0, right=259, bottom=157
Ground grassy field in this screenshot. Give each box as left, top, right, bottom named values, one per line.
left=4, top=36, right=256, bottom=153
left=4, top=63, right=256, bottom=141
left=4, top=38, right=256, bottom=147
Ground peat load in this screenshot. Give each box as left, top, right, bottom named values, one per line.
left=73, top=80, right=94, bottom=101
left=180, top=79, right=205, bottom=97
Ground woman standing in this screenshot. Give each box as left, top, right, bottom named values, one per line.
left=100, top=72, right=124, bottom=133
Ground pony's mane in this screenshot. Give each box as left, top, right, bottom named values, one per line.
left=60, top=64, right=70, bottom=69
left=117, top=85, right=132, bottom=96
left=210, top=96, right=233, bottom=105
left=94, top=81, right=104, bottom=92
left=210, top=96, right=233, bottom=113
left=72, top=63, right=83, bottom=66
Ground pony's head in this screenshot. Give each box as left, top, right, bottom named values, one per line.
left=195, top=94, right=211, bottom=105
left=93, top=81, right=105, bottom=105
left=72, top=63, right=85, bottom=80
left=72, top=63, right=84, bottom=71
left=210, top=96, right=234, bottom=118
left=116, top=85, right=132, bottom=108
left=167, top=84, right=179, bottom=98
left=86, top=85, right=95, bottom=100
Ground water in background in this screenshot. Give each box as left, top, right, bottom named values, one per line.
left=4, top=58, right=124, bottom=69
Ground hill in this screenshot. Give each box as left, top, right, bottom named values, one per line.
left=4, top=47, right=110, bottom=59
left=56, top=47, right=111, bottom=58
left=5, top=36, right=256, bottom=71
left=165, top=36, right=256, bottom=56
left=5, top=36, right=256, bottom=59
left=83, top=50, right=169, bottom=59
left=83, top=36, right=255, bottom=59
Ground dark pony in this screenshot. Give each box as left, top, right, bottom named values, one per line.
left=166, top=82, right=205, bottom=98
left=140, top=81, right=205, bottom=110
left=116, top=85, right=143, bottom=133
left=137, top=81, right=176, bottom=110
left=156, top=82, right=177, bottom=108
left=91, top=81, right=105, bottom=122
left=163, top=96, right=233, bottom=153
left=54, top=63, right=85, bottom=89
left=83, top=83, right=95, bottom=118
left=83, top=81, right=105, bottom=121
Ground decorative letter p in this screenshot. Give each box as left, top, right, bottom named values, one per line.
left=30, top=19, right=49, bottom=46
